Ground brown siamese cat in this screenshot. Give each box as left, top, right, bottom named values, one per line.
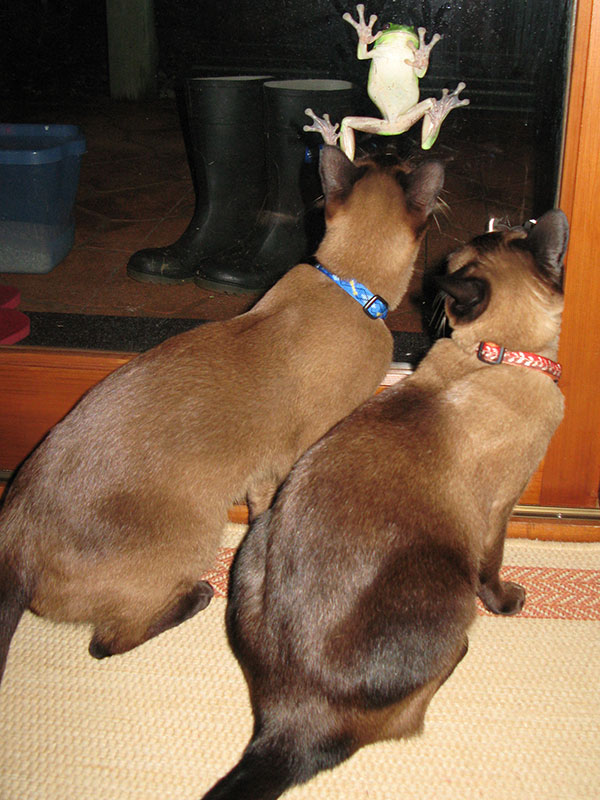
left=204, top=210, right=569, bottom=800
left=0, top=146, right=444, bottom=687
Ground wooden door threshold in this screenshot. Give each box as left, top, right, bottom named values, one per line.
left=227, top=505, right=600, bottom=541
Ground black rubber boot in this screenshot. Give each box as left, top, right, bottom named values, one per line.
left=127, top=75, right=272, bottom=284
left=195, top=79, right=356, bottom=295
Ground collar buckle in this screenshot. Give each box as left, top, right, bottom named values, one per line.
left=312, top=261, right=388, bottom=320
left=362, top=294, right=388, bottom=319
left=477, top=342, right=505, bottom=365
left=476, top=341, right=561, bottom=382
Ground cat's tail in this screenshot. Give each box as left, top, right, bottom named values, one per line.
left=0, top=555, right=31, bottom=687
left=200, top=725, right=351, bottom=800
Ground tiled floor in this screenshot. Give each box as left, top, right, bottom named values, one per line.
left=0, top=96, right=534, bottom=348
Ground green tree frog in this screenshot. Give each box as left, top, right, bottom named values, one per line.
left=305, top=4, right=469, bottom=159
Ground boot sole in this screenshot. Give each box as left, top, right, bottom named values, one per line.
left=194, top=276, right=263, bottom=296
left=126, top=268, right=196, bottom=286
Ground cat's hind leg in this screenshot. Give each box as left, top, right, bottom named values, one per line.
left=355, top=636, right=469, bottom=746
left=478, top=572, right=525, bottom=616
left=88, top=580, right=214, bottom=659
left=479, top=513, right=525, bottom=615
left=144, top=580, right=214, bottom=639
left=246, top=480, right=278, bottom=522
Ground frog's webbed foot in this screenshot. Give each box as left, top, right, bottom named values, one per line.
left=430, top=83, right=470, bottom=121
left=303, top=108, right=341, bottom=146
left=421, top=82, right=470, bottom=150
left=343, top=4, right=382, bottom=47
left=405, top=27, right=441, bottom=72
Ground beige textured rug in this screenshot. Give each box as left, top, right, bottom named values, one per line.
left=1, top=524, right=599, bottom=800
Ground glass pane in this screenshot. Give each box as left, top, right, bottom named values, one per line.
left=187, top=0, right=575, bottom=352
left=0, top=1, right=575, bottom=354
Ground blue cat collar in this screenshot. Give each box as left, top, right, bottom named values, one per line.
left=312, top=262, right=388, bottom=320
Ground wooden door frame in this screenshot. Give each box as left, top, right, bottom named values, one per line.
left=540, top=0, right=600, bottom=508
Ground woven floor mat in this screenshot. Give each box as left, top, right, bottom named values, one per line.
left=1, top=528, right=599, bottom=800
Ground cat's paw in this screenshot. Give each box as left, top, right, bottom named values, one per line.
left=192, top=580, right=215, bottom=613
left=478, top=580, right=525, bottom=615
left=89, top=637, right=113, bottom=659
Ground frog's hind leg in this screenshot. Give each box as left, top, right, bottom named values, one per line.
left=340, top=99, right=435, bottom=160
left=421, top=83, right=469, bottom=150
left=340, top=116, right=384, bottom=160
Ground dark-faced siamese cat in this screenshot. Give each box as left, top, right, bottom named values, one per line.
left=0, top=146, right=444, bottom=687
left=204, top=210, right=569, bottom=800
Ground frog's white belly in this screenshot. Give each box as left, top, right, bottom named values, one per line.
left=367, top=54, right=420, bottom=119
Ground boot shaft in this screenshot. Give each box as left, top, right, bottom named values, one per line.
left=184, top=75, right=273, bottom=216
left=263, top=79, right=356, bottom=219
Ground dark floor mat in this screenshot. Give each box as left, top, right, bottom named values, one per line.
left=23, top=311, right=432, bottom=363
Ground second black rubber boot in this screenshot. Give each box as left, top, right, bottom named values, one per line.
left=195, top=79, right=356, bottom=295
left=127, top=75, right=271, bottom=284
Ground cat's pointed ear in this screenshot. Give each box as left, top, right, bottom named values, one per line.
left=436, top=266, right=489, bottom=322
left=319, top=145, right=363, bottom=203
left=525, top=210, right=569, bottom=288
left=404, top=161, right=445, bottom=218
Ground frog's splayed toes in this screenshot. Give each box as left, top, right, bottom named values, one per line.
left=303, top=109, right=341, bottom=146
left=421, top=83, right=470, bottom=150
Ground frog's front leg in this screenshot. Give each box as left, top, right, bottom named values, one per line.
left=405, top=27, right=442, bottom=79
left=421, top=82, right=470, bottom=150
left=343, top=4, right=381, bottom=59
left=339, top=100, right=435, bottom=160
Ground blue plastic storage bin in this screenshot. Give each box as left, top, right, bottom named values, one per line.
left=0, top=124, right=86, bottom=273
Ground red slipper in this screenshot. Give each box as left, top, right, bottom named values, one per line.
left=0, top=308, right=30, bottom=345
left=0, top=285, right=21, bottom=309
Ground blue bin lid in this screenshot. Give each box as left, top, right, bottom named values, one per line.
left=0, top=124, right=86, bottom=165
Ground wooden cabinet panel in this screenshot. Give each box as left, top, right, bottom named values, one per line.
left=0, top=345, right=559, bottom=535
left=0, top=348, right=131, bottom=470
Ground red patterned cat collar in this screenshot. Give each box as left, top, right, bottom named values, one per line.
left=477, top=342, right=562, bottom=382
